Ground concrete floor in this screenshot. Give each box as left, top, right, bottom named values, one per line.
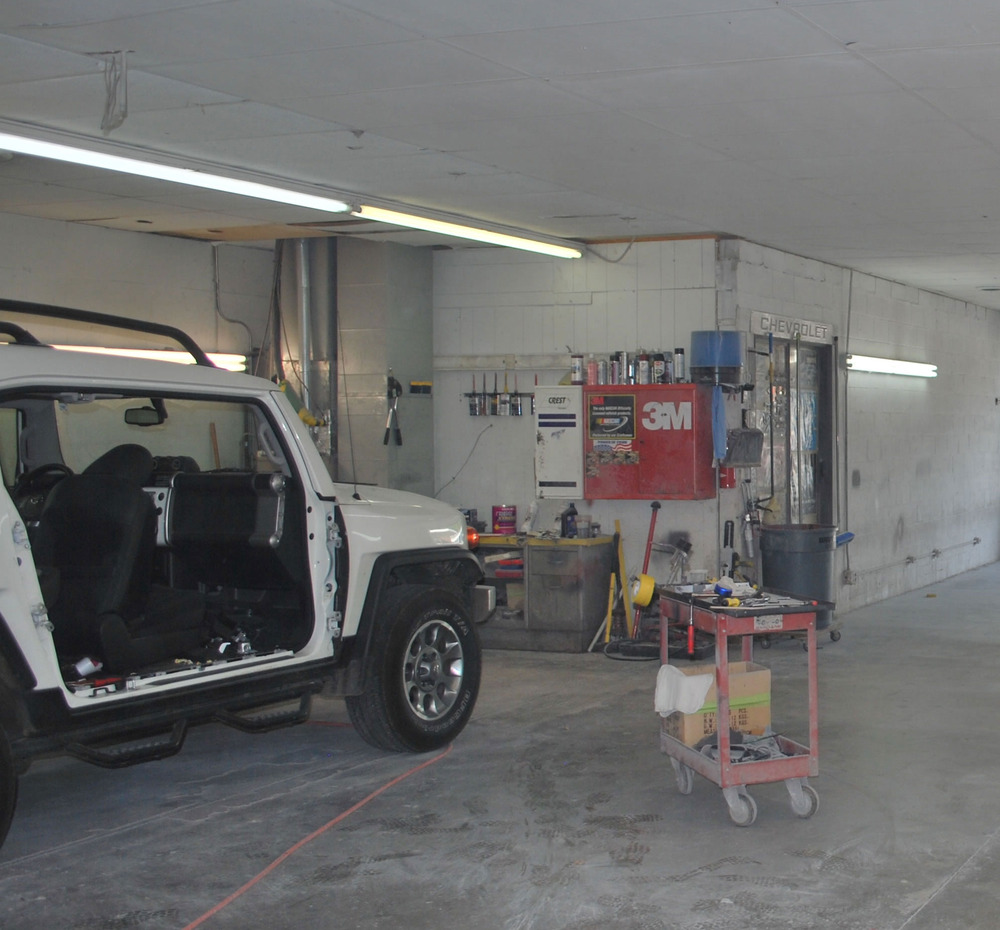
left=3, top=564, right=1000, bottom=929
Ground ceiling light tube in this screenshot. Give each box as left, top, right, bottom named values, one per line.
left=0, top=132, right=350, bottom=214
left=845, top=354, right=937, bottom=377
left=53, top=345, right=247, bottom=371
left=353, top=204, right=582, bottom=259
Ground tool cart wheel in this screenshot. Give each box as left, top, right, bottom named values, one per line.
left=829, top=629, right=842, bottom=642
left=725, top=791, right=757, bottom=827
left=790, top=784, right=820, bottom=819
left=670, top=759, right=694, bottom=795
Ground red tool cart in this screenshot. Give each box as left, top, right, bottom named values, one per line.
left=658, top=589, right=823, bottom=826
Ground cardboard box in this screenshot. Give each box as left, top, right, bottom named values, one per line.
left=661, top=661, right=771, bottom=746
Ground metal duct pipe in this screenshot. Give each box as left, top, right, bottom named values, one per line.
left=296, top=238, right=312, bottom=409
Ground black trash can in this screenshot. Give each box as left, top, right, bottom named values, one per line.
left=759, top=524, right=837, bottom=629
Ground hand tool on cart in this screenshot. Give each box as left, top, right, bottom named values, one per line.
left=383, top=372, right=403, bottom=445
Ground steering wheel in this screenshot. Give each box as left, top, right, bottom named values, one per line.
left=13, top=463, right=73, bottom=498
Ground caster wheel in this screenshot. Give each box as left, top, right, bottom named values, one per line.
left=760, top=636, right=772, bottom=649
left=728, top=793, right=757, bottom=827
left=791, top=784, right=819, bottom=818
left=830, top=629, right=842, bottom=642
left=675, top=763, right=694, bottom=795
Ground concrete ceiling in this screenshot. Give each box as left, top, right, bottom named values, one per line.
left=3, top=0, right=1000, bottom=307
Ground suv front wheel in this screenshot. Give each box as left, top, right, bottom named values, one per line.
left=347, top=585, right=481, bottom=753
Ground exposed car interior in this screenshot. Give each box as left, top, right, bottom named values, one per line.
left=0, top=392, right=315, bottom=682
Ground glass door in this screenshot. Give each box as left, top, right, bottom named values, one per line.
left=751, top=337, right=833, bottom=526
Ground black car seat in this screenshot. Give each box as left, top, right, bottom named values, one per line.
left=32, top=444, right=206, bottom=673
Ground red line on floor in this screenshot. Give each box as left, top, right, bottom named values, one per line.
left=181, top=743, right=454, bottom=929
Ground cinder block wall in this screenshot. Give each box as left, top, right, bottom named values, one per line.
left=337, top=238, right=434, bottom=495
left=734, top=241, right=1000, bottom=611
left=432, top=239, right=725, bottom=589
left=434, top=238, right=1000, bottom=614
left=0, top=212, right=272, bottom=355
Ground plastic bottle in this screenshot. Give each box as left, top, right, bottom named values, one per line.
left=560, top=501, right=578, bottom=538
left=586, top=354, right=598, bottom=385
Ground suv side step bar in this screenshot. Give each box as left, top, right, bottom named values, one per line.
left=63, top=692, right=313, bottom=768
left=213, top=692, right=312, bottom=733
left=67, top=720, right=188, bottom=769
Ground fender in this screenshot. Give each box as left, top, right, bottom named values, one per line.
left=346, top=547, right=483, bottom=688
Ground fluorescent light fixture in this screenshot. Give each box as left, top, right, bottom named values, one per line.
left=53, top=345, right=247, bottom=372
left=0, top=127, right=583, bottom=257
left=0, top=132, right=351, bottom=214
left=353, top=204, right=583, bottom=259
left=845, top=354, right=937, bottom=378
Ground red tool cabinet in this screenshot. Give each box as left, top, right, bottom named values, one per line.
left=582, top=384, right=715, bottom=500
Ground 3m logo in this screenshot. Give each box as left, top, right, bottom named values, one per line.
left=641, top=401, right=692, bottom=431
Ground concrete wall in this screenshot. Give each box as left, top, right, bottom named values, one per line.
left=0, top=212, right=273, bottom=355
left=434, top=238, right=1000, bottom=614
left=3, top=210, right=995, bottom=614
left=337, top=238, right=434, bottom=495
left=734, top=240, right=1000, bottom=610
left=433, top=239, right=725, bottom=591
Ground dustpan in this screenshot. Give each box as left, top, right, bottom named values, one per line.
left=722, top=427, right=765, bottom=467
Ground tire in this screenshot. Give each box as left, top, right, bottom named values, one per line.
left=0, top=730, right=18, bottom=850
left=346, top=585, right=481, bottom=753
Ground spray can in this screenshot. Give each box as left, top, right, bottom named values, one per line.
left=609, top=353, right=621, bottom=385
left=637, top=351, right=651, bottom=384
left=570, top=354, right=584, bottom=385
left=652, top=353, right=666, bottom=384
left=597, top=357, right=609, bottom=384
left=674, top=347, right=686, bottom=382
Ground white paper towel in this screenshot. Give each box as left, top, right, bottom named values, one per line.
left=654, top=664, right=715, bottom=717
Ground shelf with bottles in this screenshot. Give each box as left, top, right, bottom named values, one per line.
left=575, top=348, right=688, bottom=387
left=464, top=371, right=535, bottom=417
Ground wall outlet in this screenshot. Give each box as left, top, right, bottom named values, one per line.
left=841, top=569, right=858, bottom=585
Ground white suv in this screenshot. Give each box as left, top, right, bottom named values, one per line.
left=0, top=301, right=491, bottom=851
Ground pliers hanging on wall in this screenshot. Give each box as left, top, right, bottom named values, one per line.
left=384, top=372, right=403, bottom=445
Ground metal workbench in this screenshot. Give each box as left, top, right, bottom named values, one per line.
left=658, top=588, right=823, bottom=826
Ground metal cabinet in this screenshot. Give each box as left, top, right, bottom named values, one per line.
left=583, top=384, right=716, bottom=500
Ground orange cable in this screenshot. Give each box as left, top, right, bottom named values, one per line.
left=181, top=743, right=454, bottom=929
